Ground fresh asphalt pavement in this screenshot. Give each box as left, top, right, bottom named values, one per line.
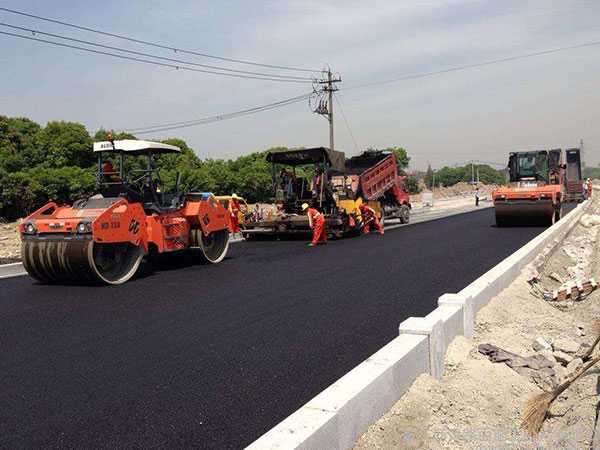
left=0, top=208, right=553, bottom=448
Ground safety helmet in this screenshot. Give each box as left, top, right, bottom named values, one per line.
left=301, top=203, right=309, bottom=211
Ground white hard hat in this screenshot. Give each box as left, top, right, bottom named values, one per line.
left=301, top=203, right=309, bottom=211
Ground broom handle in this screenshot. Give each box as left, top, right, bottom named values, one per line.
left=583, top=334, right=600, bottom=361
left=553, top=355, right=600, bottom=400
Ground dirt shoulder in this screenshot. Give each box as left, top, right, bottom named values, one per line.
left=355, top=196, right=600, bottom=449
left=0, top=221, right=20, bottom=264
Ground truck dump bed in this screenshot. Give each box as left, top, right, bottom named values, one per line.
left=345, top=151, right=405, bottom=204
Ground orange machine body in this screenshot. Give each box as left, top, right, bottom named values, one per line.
left=20, top=193, right=231, bottom=255
left=491, top=149, right=564, bottom=226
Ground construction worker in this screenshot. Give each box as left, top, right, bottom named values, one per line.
left=359, top=202, right=384, bottom=235
left=229, top=194, right=242, bottom=235
left=102, top=161, right=121, bottom=182
left=587, top=178, right=593, bottom=198
left=302, top=202, right=327, bottom=246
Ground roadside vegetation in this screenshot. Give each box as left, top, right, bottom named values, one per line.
left=0, top=114, right=504, bottom=220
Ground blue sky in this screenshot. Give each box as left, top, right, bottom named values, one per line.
left=1, top=0, right=599, bottom=169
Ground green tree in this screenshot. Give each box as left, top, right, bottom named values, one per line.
left=424, top=164, right=434, bottom=189
left=405, top=175, right=421, bottom=194
left=0, top=116, right=42, bottom=172
left=35, top=121, right=94, bottom=168
left=382, top=147, right=410, bottom=170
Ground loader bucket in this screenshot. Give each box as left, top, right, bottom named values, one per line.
left=22, top=239, right=144, bottom=285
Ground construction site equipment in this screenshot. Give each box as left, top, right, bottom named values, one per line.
left=215, top=195, right=252, bottom=228
left=242, top=147, right=410, bottom=239
left=336, top=150, right=411, bottom=223
left=492, top=149, right=564, bottom=227
left=242, top=147, right=347, bottom=238
left=564, top=148, right=585, bottom=203
left=20, top=139, right=231, bottom=285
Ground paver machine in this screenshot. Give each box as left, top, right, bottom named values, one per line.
left=564, top=148, right=585, bottom=203
left=20, top=139, right=231, bottom=285
left=492, top=149, right=564, bottom=227
left=241, top=147, right=351, bottom=238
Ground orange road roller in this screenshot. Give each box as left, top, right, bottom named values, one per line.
left=20, top=139, right=231, bottom=285
left=492, top=149, right=564, bottom=227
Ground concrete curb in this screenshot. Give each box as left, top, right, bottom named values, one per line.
left=0, top=262, right=26, bottom=279
left=246, top=200, right=589, bottom=450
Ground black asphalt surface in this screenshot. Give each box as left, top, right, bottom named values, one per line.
left=0, top=208, right=549, bottom=448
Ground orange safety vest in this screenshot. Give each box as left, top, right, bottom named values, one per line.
left=307, top=207, right=323, bottom=222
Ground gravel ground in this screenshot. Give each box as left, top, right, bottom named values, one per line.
left=0, top=221, right=20, bottom=264
left=355, top=195, right=600, bottom=450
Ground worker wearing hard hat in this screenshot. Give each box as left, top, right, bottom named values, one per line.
left=587, top=179, right=593, bottom=198
left=359, top=203, right=384, bottom=235
left=229, top=193, right=242, bottom=235
left=302, top=203, right=327, bottom=246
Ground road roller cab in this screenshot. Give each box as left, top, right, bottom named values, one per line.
left=20, top=139, right=231, bottom=285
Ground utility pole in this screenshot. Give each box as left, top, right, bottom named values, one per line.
left=471, top=161, right=475, bottom=185
left=314, top=68, right=341, bottom=151
left=580, top=139, right=585, bottom=168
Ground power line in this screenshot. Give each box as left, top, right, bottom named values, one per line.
left=333, top=93, right=359, bottom=154
left=346, top=39, right=600, bottom=90
left=0, top=7, right=319, bottom=73
left=0, top=22, right=312, bottom=81
left=0, top=30, right=313, bottom=83
left=125, top=92, right=312, bottom=135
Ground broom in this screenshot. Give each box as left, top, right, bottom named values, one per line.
left=522, top=354, right=600, bottom=436
left=582, top=319, right=600, bottom=361
left=522, top=320, right=600, bottom=436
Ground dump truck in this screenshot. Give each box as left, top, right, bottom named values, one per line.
left=564, top=148, right=585, bottom=203
left=241, top=147, right=410, bottom=239
left=20, top=139, right=231, bottom=285
left=492, top=149, right=564, bottom=227
left=333, top=150, right=411, bottom=224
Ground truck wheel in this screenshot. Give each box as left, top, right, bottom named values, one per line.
left=399, top=205, right=410, bottom=224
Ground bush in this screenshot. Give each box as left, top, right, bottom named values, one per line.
left=405, top=175, right=421, bottom=194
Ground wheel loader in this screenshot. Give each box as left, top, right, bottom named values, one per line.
left=492, top=149, right=564, bottom=227
left=20, top=139, right=231, bottom=285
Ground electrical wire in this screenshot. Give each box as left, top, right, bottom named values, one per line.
left=333, top=93, right=359, bottom=154
left=0, top=23, right=312, bottom=81
left=0, top=30, right=313, bottom=83
left=0, top=7, right=320, bottom=73
left=346, top=39, right=600, bottom=90
left=125, top=92, right=312, bottom=135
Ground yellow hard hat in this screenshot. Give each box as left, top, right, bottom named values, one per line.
left=301, top=203, right=309, bottom=211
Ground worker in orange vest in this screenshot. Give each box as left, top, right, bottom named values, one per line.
left=302, top=202, right=327, bottom=246
left=229, top=194, right=242, bottom=235
left=587, top=179, right=593, bottom=198
left=359, top=203, right=384, bottom=235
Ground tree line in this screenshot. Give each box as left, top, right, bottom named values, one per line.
left=1, top=115, right=423, bottom=220
left=423, top=163, right=506, bottom=188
